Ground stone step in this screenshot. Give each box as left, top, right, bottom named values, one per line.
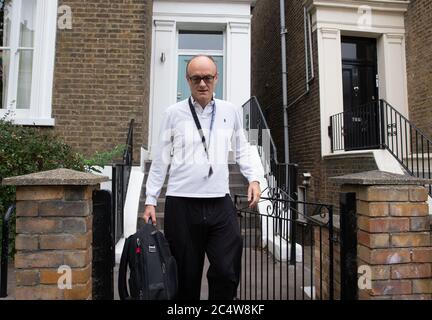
left=141, top=172, right=247, bottom=186
left=139, top=183, right=249, bottom=200
left=136, top=206, right=260, bottom=232
left=136, top=213, right=165, bottom=232
left=138, top=186, right=250, bottom=211
left=143, top=161, right=243, bottom=174
left=137, top=161, right=251, bottom=234
left=241, top=227, right=263, bottom=248
left=134, top=218, right=262, bottom=248
left=138, top=198, right=166, bottom=214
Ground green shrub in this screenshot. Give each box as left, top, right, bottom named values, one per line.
left=0, top=116, right=125, bottom=259
left=0, top=116, right=85, bottom=259
left=79, top=144, right=126, bottom=173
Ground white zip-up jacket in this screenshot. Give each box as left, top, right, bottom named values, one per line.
left=145, top=98, right=264, bottom=206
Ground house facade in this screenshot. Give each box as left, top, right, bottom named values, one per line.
left=1, top=0, right=431, bottom=301
left=1, top=0, right=256, bottom=162
left=1, top=0, right=153, bottom=159
left=251, top=0, right=431, bottom=208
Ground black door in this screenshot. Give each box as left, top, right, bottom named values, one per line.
left=342, top=37, right=380, bottom=150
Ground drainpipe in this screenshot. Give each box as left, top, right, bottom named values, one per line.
left=280, top=0, right=290, bottom=164
left=286, top=6, right=313, bottom=110
left=280, top=4, right=314, bottom=163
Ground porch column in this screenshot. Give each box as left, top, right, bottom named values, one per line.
left=150, top=20, right=176, bottom=157
left=2, top=169, right=108, bottom=300
left=316, top=27, right=343, bottom=156
left=378, top=33, right=409, bottom=117
left=331, top=170, right=432, bottom=300
left=227, top=21, right=251, bottom=107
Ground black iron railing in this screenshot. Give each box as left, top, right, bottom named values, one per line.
left=235, top=195, right=335, bottom=300
left=242, top=97, right=282, bottom=174
left=0, top=204, right=15, bottom=298
left=123, top=119, right=134, bottom=166
left=330, top=100, right=432, bottom=196
left=242, top=97, right=299, bottom=259
left=240, top=97, right=337, bottom=299
left=112, top=119, right=134, bottom=243
left=380, top=100, right=431, bottom=196
left=242, top=97, right=297, bottom=198
left=330, top=101, right=382, bottom=152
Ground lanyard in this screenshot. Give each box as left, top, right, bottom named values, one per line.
left=188, top=97, right=216, bottom=177
left=208, top=101, right=216, bottom=148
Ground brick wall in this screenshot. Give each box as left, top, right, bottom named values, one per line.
left=405, top=0, right=432, bottom=139
left=320, top=153, right=378, bottom=214
left=315, top=182, right=432, bottom=300
left=355, top=185, right=431, bottom=299
left=251, top=0, right=283, bottom=159
left=251, top=1, right=378, bottom=210
left=51, top=0, right=153, bottom=160
left=2, top=168, right=108, bottom=300
left=252, top=1, right=321, bottom=167
left=14, top=185, right=95, bottom=299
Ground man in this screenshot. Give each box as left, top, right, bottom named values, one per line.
left=142, top=55, right=264, bottom=300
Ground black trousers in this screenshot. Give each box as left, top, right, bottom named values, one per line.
left=164, top=194, right=243, bottom=300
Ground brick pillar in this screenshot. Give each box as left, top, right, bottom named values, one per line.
left=2, top=169, right=108, bottom=300
left=331, top=171, right=432, bottom=300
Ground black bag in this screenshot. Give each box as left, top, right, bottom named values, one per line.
left=118, top=222, right=178, bottom=300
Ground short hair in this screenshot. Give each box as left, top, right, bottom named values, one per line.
left=185, top=55, right=217, bottom=76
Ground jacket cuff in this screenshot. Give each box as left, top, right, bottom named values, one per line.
left=248, top=177, right=262, bottom=184
left=145, top=195, right=157, bottom=206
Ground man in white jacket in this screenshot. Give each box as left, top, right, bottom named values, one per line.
left=142, top=55, right=264, bottom=300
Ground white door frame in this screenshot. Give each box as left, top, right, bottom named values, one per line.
left=146, top=1, right=253, bottom=160
left=306, top=0, right=410, bottom=157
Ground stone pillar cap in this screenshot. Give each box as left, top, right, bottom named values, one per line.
left=329, top=170, right=432, bottom=186
left=2, top=168, right=109, bottom=186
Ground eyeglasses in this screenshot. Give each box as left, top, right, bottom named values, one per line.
left=187, top=75, right=216, bottom=85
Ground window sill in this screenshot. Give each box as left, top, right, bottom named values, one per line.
left=10, top=118, right=55, bottom=126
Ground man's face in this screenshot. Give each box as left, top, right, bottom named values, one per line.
left=186, top=56, right=218, bottom=106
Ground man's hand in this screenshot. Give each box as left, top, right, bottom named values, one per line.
left=248, top=181, right=261, bottom=208
left=143, top=205, right=157, bottom=225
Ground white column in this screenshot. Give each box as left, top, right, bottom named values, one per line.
left=149, top=20, right=176, bottom=157
left=379, top=33, right=409, bottom=118
left=317, top=28, right=343, bottom=156
left=226, top=22, right=251, bottom=107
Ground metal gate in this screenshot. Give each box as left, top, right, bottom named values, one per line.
left=235, top=194, right=335, bottom=300
left=92, top=189, right=115, bottom=300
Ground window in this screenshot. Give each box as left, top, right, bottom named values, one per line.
left=0, top=0, right=57, bottom=126
left=178, top=31, right=223, bottom=51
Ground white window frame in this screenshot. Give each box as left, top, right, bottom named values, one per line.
left=1, top=0, right=57, bottom=126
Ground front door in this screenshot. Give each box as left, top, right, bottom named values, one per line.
left=342, top=37, right=379, bottom=150
left=177, top=55, right=224, bottom=102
